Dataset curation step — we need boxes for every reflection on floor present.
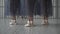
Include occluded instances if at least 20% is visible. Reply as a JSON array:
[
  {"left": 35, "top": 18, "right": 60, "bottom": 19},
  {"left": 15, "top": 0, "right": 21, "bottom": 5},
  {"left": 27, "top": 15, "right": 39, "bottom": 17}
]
[{"left": 0, "top": 18, "right": 60, "bottom": 34}]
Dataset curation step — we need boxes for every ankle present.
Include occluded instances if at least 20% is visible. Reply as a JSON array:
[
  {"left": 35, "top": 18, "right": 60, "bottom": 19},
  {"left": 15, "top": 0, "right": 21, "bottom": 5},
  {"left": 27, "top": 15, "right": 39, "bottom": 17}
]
[
  {"left": 10, "top": 19, "right": 16, "bottom": 23},
  {"left": 27, "top": 20, "right": 33, "bottom": 24},
  {"left": 44, "top": 20, "right": 48, "bottom": 24}
]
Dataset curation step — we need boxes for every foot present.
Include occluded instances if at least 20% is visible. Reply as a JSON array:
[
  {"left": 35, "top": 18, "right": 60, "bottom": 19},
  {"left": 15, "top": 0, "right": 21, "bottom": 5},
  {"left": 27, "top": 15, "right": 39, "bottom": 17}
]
[
  {"left": 41, "top": 20, "right": 45, "bottom": 25},
  {"left": 24, "top": 21, "right": 33, "bottom": 27},
  {"left": 41, "top": 20, "right": 48, "bottom": 25},
  {"left": 44, "top": 20, "right": 48, "bottom": 25},
  {"left": 10, "top": 20, "right": 16, "bottom": 25}
]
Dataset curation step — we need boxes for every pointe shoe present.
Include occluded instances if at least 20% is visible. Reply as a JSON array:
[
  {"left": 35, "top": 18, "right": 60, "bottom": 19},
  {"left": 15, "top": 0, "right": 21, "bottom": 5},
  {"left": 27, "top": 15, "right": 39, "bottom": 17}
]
[
  {"left": 41, "top": 20, "right": 48, "bottom": 25},
  {"left": 10, "top": 20, "right": 16, "bottom": 25},
  {"left": 44, "top": 20, "right": 48, "bottom": 25},
  {"left": 24, "top": 21, "right": 33, "bottom": 27},
  {"left": 41, "top": 20, "right": 45, "bottom": 25}
]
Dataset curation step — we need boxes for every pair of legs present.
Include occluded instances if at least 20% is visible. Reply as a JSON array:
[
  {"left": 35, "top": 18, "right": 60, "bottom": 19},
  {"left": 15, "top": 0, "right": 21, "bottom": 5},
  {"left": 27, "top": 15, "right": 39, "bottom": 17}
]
[
  {"left": 10, "top": 0, "right": 20, "bottom": 24},
  {"left": 25, "top": 0, "right": 48, "bottom": 26}
]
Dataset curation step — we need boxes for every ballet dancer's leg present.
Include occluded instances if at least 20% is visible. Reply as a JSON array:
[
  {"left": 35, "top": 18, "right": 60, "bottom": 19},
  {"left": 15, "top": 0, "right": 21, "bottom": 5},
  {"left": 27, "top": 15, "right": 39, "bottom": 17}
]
[
  {"left": 10, "top": 0, "right": 19, "bottom": 25},
  {"left": 41, "top": 0, "right": 48, "bottom": 25},
  {"left": 24, "top": 0, "right": 35, "bottom": 27}
]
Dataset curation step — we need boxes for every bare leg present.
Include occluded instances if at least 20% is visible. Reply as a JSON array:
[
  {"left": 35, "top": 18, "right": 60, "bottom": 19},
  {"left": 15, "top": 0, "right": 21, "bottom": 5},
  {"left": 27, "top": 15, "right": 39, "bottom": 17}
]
[
  {"left": 28, "top": 16, "right": 33, "bottom": 25},
  {"left": 24, "top": 16, "right": 33, "bottom": 27},
  {"left": 44, "top": 16, "right": 48, "bottom": 25}
]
